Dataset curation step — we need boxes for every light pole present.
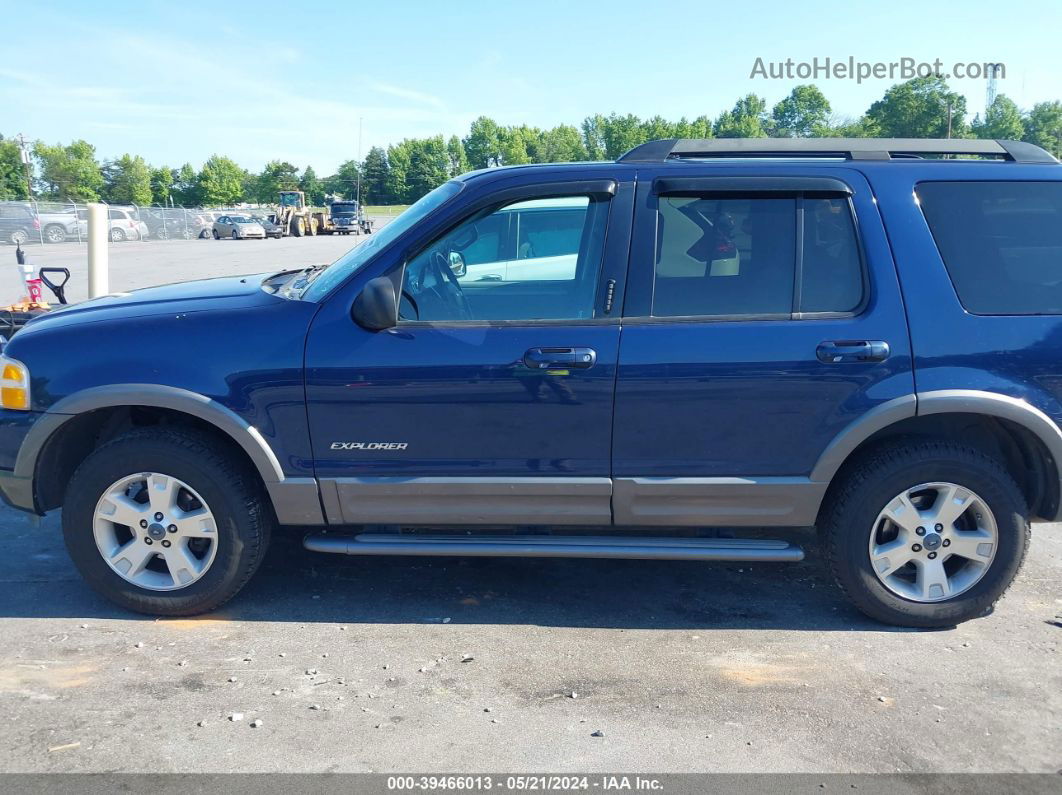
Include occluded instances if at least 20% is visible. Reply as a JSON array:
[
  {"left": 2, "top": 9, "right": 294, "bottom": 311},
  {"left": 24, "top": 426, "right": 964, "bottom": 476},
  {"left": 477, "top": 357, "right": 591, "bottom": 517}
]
[
  {"left": 16, "top": 133, "right": 32, "bottom": 200},
  {"left": 356, "top": 117, "right": 363, "bottom": 208}
]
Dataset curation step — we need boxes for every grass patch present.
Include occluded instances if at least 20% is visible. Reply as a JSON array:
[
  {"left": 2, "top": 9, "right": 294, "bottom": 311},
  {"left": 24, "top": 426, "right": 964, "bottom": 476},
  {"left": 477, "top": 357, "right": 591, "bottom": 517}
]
[{"left": 363, "top": 205, "right": 410, "bottom": 216}]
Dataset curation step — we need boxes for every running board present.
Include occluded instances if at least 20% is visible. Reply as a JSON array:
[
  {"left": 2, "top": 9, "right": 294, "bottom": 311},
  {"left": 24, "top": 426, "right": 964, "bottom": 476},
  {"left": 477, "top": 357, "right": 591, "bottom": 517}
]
[{"left": 302, "top": 533, "right": 804, "bottom": 562}]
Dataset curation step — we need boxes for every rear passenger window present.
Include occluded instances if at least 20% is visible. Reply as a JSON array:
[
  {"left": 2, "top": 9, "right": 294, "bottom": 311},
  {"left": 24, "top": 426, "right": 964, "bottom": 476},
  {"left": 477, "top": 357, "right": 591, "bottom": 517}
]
[
  {"left": 651, "top": 194, "right": 863, "bottom": 318},
  {"left": 917, "top": 181, "right": 1062, "bottom": 315}
]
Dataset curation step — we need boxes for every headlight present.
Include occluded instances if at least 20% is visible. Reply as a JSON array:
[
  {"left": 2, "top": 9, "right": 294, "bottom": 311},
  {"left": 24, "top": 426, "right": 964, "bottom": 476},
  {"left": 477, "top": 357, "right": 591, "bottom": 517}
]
[{"left": 0, "top": 355, "right": 30, "bottom": 410}]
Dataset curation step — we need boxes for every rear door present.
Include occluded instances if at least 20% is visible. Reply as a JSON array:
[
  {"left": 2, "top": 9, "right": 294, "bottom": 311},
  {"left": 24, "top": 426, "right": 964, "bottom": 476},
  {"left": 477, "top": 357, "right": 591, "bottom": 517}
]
[{"left": 611, "top": 167, "right": 914, "bottom": 526}]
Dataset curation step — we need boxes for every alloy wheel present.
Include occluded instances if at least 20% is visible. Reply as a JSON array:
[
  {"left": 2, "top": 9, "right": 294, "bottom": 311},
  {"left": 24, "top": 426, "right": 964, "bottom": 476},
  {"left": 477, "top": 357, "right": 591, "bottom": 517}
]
[
  {"left": 869, "top": 482, "right": 998, "bottom": 602},
  {"left": 93, "top": 472, "right": 219, "bottom": 591}
]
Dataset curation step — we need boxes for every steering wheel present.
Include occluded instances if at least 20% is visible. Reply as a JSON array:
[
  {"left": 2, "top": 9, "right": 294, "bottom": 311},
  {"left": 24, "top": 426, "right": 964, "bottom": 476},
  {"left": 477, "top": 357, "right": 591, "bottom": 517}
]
[{"left": 429, "top": 250, "right": 473, "bottom": 320}]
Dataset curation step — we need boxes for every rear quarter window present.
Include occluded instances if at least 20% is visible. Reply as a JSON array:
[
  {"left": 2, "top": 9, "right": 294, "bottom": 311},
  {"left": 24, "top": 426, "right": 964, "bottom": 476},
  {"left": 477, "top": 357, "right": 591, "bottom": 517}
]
[{"left": 917, "top": 181, "right": 1062, "bottom": 315}]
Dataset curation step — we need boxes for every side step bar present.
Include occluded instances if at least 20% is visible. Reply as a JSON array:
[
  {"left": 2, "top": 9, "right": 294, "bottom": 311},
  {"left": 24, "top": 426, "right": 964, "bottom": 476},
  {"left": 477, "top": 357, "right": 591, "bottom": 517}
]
[{"left": 303, "top": 533, "right": 804, "bottom": 562}]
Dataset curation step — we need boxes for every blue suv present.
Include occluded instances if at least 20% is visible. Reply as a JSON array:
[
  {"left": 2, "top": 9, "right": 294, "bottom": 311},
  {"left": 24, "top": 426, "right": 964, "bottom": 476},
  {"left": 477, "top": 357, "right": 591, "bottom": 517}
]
[{"left": 1, "top": 137, "right": 1059, "bottom": 627}]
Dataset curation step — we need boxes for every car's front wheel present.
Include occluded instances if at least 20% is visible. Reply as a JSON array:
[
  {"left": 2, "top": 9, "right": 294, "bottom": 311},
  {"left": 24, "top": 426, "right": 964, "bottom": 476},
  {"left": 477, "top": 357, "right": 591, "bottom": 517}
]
[
  {"left": 820, "top": 440, "right": 1029, "bottom": 628},
  {"left": 62, "top": 428, "right": 273, "bottom": 616}
]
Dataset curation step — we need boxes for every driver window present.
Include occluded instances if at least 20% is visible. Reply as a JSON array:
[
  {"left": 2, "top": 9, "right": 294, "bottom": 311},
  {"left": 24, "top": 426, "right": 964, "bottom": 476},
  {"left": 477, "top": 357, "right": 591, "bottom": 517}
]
[{"left": 399, "top": 194, "right": 607, "bottom": 323}]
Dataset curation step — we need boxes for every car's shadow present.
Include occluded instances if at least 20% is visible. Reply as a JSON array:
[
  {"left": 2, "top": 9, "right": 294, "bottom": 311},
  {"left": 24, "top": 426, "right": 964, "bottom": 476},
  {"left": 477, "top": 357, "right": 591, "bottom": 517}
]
[{"left": 0, "top": 514, "right": 919, "bottom": 632}]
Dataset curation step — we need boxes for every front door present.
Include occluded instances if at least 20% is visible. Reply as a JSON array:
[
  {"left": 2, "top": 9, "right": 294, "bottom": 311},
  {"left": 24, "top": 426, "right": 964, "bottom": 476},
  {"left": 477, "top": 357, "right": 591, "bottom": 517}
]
[
  {"left": 304, "top": 176, "right": 633, "bottom": 526},
  {"left": 611, "top": 168, "right": 914, "bottom": 526}
]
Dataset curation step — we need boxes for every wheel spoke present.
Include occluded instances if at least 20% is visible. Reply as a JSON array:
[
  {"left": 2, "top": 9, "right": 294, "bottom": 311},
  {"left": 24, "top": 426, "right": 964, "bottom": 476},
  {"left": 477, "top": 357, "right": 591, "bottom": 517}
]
[
  {"left": 930, "top": 483, "right": 976, "bottom": 529},
  {"left": 108, "top": 539, "right": 156, "bottom": 578},
  {"left": 871, "top": 538, "right": 914, "bottom": 578},
  {"left": 946, "top": 530, "right": 995, "bottom": 562},
  {"left": 916, "top": 557, "right": 951, "bottom": 600},
  {"left": 883, "top": 492, "right": 925, "bottom": 535},
  {"left": 175, "top": 508, "right": 216, "bottom": 539},
  {"left": 97, "top": 493, "right": 148, "bottom": 528},
  {"left": 162, "top": 543, "right": 202, "bottom": 587},
  {"left": 147, "top": 474, "right": 180, "bottom": 514}
]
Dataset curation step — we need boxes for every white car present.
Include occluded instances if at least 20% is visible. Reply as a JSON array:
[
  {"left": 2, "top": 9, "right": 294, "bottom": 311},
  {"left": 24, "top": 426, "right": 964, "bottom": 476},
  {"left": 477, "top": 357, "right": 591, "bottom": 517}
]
[
  {"left": 74, "top": 207, "right": 150, "bottom": 242},
  {"left": 452, "top": 197, "right": 588, "bottom": 283}
]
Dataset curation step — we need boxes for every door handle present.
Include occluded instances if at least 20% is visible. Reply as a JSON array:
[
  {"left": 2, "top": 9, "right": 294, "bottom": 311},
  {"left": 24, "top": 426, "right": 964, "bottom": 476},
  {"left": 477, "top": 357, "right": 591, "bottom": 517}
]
[
  {"left": 816, "top": 340, "right": 890, "bottom": 364},
  {"left": 523, "top": 347, "right": 597, "bottom": 369}
]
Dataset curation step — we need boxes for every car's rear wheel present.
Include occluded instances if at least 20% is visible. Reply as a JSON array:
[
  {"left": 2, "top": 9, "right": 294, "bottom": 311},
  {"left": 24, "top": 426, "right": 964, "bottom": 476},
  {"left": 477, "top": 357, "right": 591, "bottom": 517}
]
[
  {"left": 10, "top": 229, "right": 30, "bottom": 245},
  {"left": 820, "top": 440, "right": 1029, "bottom": 628},
  {"left": 212, "top": 229, "right": 220, "bottom": 240},
  {"left": 110, "top": 227, "right": 126, "bottom": 242},
  {"left": 62, "top": 428, "right": 273, "bottom": 616}
]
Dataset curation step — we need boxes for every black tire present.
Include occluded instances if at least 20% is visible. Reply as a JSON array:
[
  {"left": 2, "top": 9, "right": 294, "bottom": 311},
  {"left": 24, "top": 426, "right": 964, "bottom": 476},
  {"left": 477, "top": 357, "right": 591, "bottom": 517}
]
[
  {"left": 10, "top": 229, "right": 30, "bottom": 245},
  {"left": 291, "top": 217, "right": 304, "bottom": 237},
  {"left": 44, "top": 224, "right": 67, "bottom": 244},
  {"left": 62, "top": 428, "right": 273, "bottom": 616},
  {"left": 110, "top": 227, "right": 126, "bottom": 242},
  {"left": 231, "top": 229, "right": 239, "bottom": 240},
  {"left": 820, "top": 439, "right": 1029, "bottom": 628},
  {"left": 212, "top": 229, "right": 220, "bottom": 240}
]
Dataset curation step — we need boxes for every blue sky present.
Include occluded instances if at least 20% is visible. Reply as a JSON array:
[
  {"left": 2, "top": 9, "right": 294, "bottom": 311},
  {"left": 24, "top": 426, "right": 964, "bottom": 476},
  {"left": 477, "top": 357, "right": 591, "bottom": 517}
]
[{"left": 2, "top": 0, "right": 1060, "bottom": 174}]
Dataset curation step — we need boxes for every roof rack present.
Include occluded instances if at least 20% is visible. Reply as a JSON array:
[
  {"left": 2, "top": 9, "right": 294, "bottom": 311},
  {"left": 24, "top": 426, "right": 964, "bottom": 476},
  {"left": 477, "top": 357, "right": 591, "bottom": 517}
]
[{"left": 617, "top": 138, "right": 1058, "bottom": 164}]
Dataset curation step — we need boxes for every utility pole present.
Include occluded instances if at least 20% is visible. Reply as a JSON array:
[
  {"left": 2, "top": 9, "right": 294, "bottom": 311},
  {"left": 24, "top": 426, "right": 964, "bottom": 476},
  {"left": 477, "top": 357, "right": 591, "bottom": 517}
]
[
  {"left": 356, "top": 117, "right": 363, "bottom": 207},
  {"left": 946, "top": 101, "right": 953, "bottom": 139},
  {"left": 16, "top": 133, "right": 32, "bottom": 200}
]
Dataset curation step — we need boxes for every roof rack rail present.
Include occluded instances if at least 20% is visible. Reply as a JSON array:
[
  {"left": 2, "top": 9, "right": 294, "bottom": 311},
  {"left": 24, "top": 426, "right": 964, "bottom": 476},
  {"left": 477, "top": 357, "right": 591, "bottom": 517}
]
[{"left": 617, "top": 138, "right": 1058, "bottom": 164}]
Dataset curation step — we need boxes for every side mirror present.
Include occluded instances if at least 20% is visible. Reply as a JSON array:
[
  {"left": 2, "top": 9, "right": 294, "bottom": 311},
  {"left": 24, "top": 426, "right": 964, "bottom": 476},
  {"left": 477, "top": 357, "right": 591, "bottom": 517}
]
[{"left": 352, "top": 276, "right": 398, "bottom": 331}]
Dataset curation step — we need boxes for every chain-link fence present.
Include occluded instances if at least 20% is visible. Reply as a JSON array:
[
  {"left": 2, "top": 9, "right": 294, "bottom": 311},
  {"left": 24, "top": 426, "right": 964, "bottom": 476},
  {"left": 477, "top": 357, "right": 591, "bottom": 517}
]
[{"left": 0, "top": 200, "right": 277, "bottom": 246}]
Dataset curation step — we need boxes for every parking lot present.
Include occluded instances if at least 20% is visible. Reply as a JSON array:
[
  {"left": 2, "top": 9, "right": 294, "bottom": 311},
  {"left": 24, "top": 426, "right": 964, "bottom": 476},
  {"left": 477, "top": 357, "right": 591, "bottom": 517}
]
[
  {"left": 1, "top": 510, "right": 1059, "bottom": 773},
  {"left": 1, "top": 228, "right": 385, "bottom": 305},
  {"left": 0, "top": 228, "right": 1059, "bottom": 776}
]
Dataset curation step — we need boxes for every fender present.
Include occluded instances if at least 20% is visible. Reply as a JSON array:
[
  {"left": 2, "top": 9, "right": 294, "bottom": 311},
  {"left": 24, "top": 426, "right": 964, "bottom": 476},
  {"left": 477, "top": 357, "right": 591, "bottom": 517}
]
[
  {"left": 810, "top": 389, "right": 1062, "bottom": 519},
  {"left": 14, "top": 384, "right": 323, "bottom": 525}
]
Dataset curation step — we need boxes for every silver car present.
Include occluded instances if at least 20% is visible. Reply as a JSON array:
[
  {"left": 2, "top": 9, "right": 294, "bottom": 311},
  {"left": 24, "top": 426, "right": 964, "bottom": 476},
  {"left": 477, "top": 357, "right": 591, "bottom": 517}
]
[{"left": 212, "top": 215, "right": 265, "bottom": 240}]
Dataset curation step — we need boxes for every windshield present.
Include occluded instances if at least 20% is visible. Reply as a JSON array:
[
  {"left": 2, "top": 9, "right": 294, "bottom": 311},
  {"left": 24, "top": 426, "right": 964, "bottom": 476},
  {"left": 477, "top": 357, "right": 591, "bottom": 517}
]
[
  {"left": 331, "top": 203, "right": 357, "bottom": 215},
  {"left": 301, "top": 180, "right": 463, "bottom": 301},
  {"left": 230, "top": 216, "right": 253, "bottom": 223}
]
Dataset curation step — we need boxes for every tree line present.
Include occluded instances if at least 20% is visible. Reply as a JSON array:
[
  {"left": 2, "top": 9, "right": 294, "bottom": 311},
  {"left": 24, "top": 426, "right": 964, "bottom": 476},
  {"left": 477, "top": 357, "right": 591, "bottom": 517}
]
[{"left": 2, "top": 77, "right": 1060, "bottom": 208}]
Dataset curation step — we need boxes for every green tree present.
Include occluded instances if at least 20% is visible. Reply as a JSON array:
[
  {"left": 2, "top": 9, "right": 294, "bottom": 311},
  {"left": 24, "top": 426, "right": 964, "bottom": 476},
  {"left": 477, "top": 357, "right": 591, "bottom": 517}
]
[
  {"left": 405, "top": 136, "right": 450, "bottom": 200},
  {"left": 324, "top": 159, "right": 362, "bottom": 200},
  {"left": 446, "top": 135, "right": 470, "bottom": 176},
  {"left": 821, "top": 115, "right": 880, "bottom": 137},
  {"left": 300, "top": 165, "right": 324, "bottom": 205},
  {"left": 463, "top": 116, "right": 503, "bottom": 168},
  {"left": 150, "top": 166, "right": 174, "bottom": 205},
  {"left": 360, "top": 147, "right": 391, "bottom": 204},
  {"left": 102, "top": 154, "right": 152, "bottom": 206},
  {"left": 34, "top": 139, "right": 103, "bottom": 200},
  {"left": 714, "top": 94, "right": 770, "bottom": 138},
  {"left": 0, "top": 136, "right": 29, "bottom": 200},
  {"left": 672, "top": 116, "right": 713, "bottom": 139},
  {"left": 172, "top": 163, "right": 200, "bottom": 206},
  {"left": 601, "top": 113, "right": 645, "bottom": 159},
  {"left": 772, "top": 85, "right": 831, "bottom": 137},
  {"left": 866, "top": 76, "right": 967, "bottom": 138},
  {"left": 197, "top": 155, "right": 245, "bottom": 206},
  {"left": 581, "top": 115, "right": 608, "bottom": 160},
  {"left": 254, "top": 160, "right": 299, "bottom": 203},
  {"left": 498, "top": 125, "right": 538, "bottom": 165},
  {"left": 387, "top": 142, "right": 412, "bottom": 203},
  {"left": 971, "top": 95, "right": 1025, "bottom": 141},
  {"left": 537, "top": 125, "right": 586, "bottom": 162},
  {"left": 1023, "top": 101, "right": 1062, "bottom": 158}
]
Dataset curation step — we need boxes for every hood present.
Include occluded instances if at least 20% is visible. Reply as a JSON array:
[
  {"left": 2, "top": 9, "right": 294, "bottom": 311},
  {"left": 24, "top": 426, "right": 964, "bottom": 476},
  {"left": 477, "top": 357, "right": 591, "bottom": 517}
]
[{"left": 19, "top": 273, "right": 283, "bottom": 333}]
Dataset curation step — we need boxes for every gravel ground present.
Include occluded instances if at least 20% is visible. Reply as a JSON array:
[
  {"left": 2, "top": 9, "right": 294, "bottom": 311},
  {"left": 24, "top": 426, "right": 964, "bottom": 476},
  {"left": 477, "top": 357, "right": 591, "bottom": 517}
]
[{"left": 0, "top": 507, "right": 1058, "bottom": 773}]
